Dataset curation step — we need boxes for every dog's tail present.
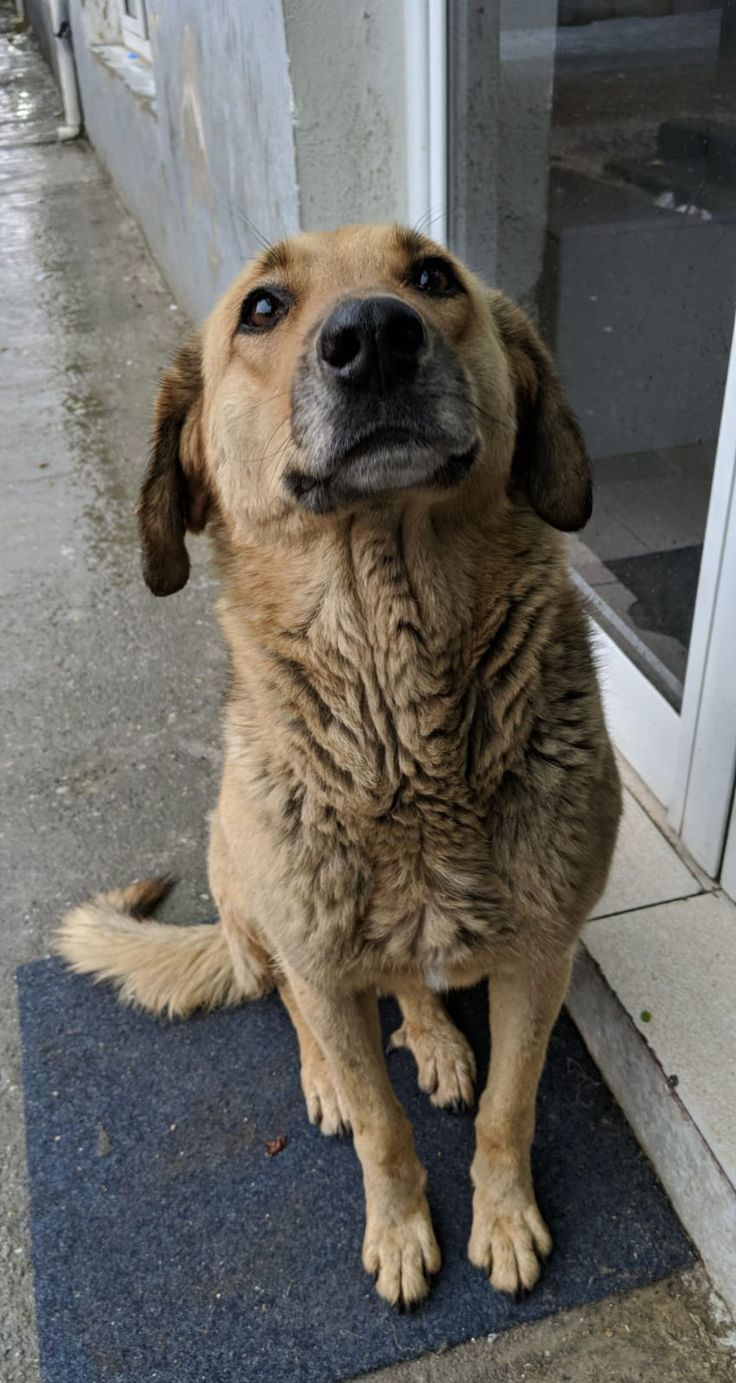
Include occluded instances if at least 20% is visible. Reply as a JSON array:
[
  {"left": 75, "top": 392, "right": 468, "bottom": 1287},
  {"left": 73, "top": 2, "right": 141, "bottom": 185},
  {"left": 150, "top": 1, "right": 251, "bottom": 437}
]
[{"left": 55, "top": 878, "right": 270, "bottom": 1018}]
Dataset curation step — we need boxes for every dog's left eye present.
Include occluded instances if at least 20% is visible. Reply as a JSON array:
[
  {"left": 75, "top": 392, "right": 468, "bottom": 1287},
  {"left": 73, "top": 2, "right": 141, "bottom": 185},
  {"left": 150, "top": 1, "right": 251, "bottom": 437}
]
[
  {"left": 238, "top": 288, "right": 289, "bottom": 332},
  {"left": 408, "top": 257, "right": 462, "bottom": 297}
]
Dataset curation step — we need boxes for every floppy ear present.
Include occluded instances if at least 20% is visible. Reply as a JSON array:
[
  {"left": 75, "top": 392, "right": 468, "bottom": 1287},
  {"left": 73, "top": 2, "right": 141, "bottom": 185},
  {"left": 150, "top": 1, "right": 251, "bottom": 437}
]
[
  {"left": 492, "top": 294, "right": 592, "bottom": 532},
  {"left": 137, "top": 335, "right": 211, "bottom": 596}
]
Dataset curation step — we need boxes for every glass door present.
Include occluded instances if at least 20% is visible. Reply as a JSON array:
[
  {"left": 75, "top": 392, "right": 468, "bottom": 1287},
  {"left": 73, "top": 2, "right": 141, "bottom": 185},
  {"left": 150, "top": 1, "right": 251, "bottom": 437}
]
[
  {"left": 673, "top": 334, "right": 736, "bottom": 875},
  {"left": 446, "top": 0, "right": 736, "bottom": 874}
]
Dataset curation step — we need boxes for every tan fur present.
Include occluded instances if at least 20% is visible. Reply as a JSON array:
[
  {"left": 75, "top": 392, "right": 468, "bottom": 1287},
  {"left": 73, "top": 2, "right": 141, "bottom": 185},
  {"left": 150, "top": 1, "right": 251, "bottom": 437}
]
[
  {"left": 391, "top": 979, "right": 477, "bottom": 1109},
  {"left": 58, "top": 879, "right": 270, "bottom": 1018},
  {"left": 56, "top": 225, "right": 621, "bottom": 1308}
]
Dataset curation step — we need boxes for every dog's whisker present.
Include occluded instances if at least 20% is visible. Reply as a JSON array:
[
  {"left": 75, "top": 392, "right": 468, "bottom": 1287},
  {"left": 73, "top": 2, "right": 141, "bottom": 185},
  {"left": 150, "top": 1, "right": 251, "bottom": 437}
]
[
  {"left": 257, "top": 415, "right": 294, "bottom": 469},
  {"left": 235, "top": 390, "right": 293, "bottom": 423},
  {"left": 222, "top": 200, "right": 273, "bottom": 251},
  {"left": 412, "top": 204, "right": 448, "bottom": 238},
  {"left": 268, "top": 326, "right": 310, "bottom": 345}
]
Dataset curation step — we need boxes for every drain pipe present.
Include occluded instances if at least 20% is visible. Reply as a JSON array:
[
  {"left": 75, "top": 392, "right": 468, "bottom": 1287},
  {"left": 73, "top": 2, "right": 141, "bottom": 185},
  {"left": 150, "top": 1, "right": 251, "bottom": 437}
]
[{"left": 49, "top": 0, "right": 81, "bottom": 140}]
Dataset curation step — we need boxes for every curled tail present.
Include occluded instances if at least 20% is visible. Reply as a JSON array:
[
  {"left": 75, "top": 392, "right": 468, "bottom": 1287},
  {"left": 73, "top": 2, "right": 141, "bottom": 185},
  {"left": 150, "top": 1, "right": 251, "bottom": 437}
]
[{"left": 55, "top": 878, "right": 270, "bottom": 1018}]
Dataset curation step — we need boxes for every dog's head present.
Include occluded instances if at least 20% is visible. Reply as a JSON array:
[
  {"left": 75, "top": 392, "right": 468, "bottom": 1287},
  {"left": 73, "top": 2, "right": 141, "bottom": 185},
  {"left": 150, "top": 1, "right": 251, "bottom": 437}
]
[{"left": 138, "top": 225, "right": 591, "bottom": 595}]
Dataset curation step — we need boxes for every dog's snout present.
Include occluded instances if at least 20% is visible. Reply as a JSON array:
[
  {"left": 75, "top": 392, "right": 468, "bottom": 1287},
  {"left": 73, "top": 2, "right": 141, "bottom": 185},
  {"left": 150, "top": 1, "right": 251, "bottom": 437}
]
[{"left": 318, "top": 296, "right": 427, "bottom": 391}]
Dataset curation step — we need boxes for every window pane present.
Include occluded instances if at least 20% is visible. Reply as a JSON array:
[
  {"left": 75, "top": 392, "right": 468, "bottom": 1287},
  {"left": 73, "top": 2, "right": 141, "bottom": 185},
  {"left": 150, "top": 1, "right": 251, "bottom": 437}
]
[{"left": 463, "top": 2, "right": 736, "bottom": 706}]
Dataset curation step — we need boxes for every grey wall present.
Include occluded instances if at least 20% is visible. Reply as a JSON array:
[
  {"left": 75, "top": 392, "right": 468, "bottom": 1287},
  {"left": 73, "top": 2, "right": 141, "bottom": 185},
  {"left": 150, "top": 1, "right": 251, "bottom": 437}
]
[
  {"left": 554, "top": 217, "right": 735, "bottom": 457},
  {"left": 283, "top": 0, "right": 409, "bottom": 230},
  {"left": 497, "top": 0, "right": 557, "bottom": 311},
  {"left": 31, "top": 0, "right": 410, "bottom": 322},
  {"left": 25, "top": 0, "right": 60, "bottom": 81},
  {"left": 67, "top": 0, "right": 300, "bottom": 320},
  {"left": 449, "top": 1, "right": 557, "bottom": 309},
  {"left": 559, "top": 2, "right": 715, "bottom": 23},
  {"left": 448, "top": 0, "right": 501, "bottom": 286}
]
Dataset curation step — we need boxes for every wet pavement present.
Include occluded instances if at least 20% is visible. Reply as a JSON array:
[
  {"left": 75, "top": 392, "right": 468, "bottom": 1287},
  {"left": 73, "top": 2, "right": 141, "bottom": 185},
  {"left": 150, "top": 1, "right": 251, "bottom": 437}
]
[
  {"left": 1, "top": 12, "right": 223, "bottom": 1380},
  {"left": 0, "top": 10, "right": 734, "bottom": 1381}
]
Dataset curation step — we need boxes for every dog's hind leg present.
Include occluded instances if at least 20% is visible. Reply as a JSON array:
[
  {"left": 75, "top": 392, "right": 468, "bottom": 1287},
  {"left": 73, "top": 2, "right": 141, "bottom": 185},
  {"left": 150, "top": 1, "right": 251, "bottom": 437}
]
[
  {"left": 389, "top": 981, "right": 476, "bottom": 1109},
  {"left": 207, "top": 806, "right": 275, "bottom": 999},
  {"left": 279, "top": 980, "right": 351, "bottom": 1136}
]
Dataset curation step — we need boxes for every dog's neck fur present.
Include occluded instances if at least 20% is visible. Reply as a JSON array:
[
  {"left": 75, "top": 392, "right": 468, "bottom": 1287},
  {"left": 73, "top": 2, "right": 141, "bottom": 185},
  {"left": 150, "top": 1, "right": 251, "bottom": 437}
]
[
  {"left": 220, "top": 492, "right": 561, "bottom": 643},
  {"left": 214, "top": 500, "right": 567, "bottom": 818}
]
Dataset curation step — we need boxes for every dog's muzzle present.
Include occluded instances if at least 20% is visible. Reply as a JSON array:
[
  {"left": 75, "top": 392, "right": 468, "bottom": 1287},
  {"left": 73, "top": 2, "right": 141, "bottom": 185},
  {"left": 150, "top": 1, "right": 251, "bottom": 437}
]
[{"left": 287, "top": 294, "right": 479, "bottom": 512}]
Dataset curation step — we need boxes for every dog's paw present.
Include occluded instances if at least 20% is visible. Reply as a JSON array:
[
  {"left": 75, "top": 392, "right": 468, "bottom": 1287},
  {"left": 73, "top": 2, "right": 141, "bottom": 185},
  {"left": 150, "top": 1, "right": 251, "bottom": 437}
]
[
  {"left": 300, "top": 1046, "right": 351, "bottom": 1136},
  {"left": 468, "top": 1182, "right": 552, "bottom": 1295},
  {"left": 362, "top": 1202, "right": 441, "bottom": 1309},
  {"left": 389, "top": 1020, "right": 476, "bottom": 1109}
]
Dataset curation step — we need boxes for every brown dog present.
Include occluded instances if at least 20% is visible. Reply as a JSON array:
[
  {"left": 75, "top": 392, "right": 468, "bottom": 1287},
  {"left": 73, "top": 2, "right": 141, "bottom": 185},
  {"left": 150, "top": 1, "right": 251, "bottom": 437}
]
[{"left": 57, "top": 224, "right": 621, "bottom": 1309}]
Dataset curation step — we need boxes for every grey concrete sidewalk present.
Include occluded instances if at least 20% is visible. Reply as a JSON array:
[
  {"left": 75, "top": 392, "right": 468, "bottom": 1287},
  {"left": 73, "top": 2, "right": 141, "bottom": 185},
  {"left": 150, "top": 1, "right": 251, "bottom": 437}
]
[
  {"left": 0, "top": 11, "right": 734, "bottom": 1381},
  {"left": 1, "top": 13, "right": 223, "bottom": 1379}
]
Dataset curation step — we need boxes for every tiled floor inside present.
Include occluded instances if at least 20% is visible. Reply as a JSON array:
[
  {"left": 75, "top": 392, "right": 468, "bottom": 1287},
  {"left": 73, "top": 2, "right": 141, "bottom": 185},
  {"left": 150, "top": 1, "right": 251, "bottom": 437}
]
[{"left": 568, "top": 441, "right": 713, "bottom": 704}]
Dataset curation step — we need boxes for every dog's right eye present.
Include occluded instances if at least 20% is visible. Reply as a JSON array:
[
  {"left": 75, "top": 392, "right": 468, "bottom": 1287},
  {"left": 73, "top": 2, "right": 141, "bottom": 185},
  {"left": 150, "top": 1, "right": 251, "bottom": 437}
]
[{"left": 238, "top": 288, "right": 289, "bottom": 333}]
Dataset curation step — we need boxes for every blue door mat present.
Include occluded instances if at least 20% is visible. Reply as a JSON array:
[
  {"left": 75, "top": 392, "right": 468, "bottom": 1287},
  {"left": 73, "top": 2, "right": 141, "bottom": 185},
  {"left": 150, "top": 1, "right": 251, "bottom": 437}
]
[{"left": 18, "top": 955, "right": 694, "bottom": 1383}]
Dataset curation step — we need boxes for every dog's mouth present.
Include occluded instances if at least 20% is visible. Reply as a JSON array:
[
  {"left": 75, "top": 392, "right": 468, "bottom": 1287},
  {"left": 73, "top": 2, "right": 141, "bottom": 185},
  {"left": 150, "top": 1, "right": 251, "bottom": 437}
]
[{"left": 285, "top": 428, "right": 479, "bottom": 514}]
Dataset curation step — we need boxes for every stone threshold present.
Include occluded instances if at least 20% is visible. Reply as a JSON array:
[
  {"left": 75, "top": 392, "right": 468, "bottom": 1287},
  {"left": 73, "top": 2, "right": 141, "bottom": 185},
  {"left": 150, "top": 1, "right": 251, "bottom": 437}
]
[{"left": 568, "top": 760, "right": 736, "bottom": 1317}]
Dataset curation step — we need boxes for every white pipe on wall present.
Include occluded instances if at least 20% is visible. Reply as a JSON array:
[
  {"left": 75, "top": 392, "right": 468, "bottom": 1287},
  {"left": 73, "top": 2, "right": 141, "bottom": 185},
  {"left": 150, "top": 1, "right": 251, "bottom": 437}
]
[
  {"left": 404, "top": 0, "right": 430, "bottom": 232},
  {"left": 427, "top": 0, "right": 447, "bottom": 246},
  {"left": 48, "top": 0, "right": 82, "bottom": 140},
  {"left": 404, "top": 0, "right": 447, "bottom": 244}
]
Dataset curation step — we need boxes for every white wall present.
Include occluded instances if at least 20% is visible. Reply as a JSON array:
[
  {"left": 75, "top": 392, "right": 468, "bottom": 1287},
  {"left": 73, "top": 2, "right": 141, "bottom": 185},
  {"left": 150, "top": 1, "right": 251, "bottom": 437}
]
[
  {"left": 31, "top": 1, "right": 411, "bottom": 321},
  {"left": 283, "top": 0, "right": 410, "bottom": 230},
  {"left": 65, "top": 0, "right": 302, "bottom": 320}
]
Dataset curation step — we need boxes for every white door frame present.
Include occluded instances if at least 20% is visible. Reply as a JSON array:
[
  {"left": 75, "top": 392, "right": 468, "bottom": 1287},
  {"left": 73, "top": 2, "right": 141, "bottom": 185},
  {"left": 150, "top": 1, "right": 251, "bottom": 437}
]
[
  {"left": 722, "top": 795, "right": 736, "bottom": 902},
  {"left": 670, "top": 314, "right": 736, "bottom": 874},
  {"left": 559, "top": 318, "right": 736, "bottom": 877},
  {"left": 587, "top": 307, "right": 736, "bottom": 842},
  {"left": 425, "top": 3, "right": 736, "bottom": 878},
  {"left": 590, "top": 625, "right": 680, "bottom": 809}
]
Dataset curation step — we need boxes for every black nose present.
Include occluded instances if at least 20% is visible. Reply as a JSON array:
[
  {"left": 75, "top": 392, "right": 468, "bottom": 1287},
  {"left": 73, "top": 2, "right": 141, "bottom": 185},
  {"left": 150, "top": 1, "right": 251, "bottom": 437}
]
[{"left": 318, "top": 296, "right": 427, "bottom": 391}]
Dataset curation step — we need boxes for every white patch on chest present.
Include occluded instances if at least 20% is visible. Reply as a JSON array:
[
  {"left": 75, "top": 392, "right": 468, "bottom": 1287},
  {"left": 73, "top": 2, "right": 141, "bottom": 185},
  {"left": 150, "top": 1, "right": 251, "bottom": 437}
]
[{"left": 424, "top": 950, "right": 450, "bottom": 993}]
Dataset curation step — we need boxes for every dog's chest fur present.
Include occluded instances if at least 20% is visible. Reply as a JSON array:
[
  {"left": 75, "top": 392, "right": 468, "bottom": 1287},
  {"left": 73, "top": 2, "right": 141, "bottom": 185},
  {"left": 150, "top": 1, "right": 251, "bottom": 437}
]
[{"left": 227, "top": 516, "right": 569, "bottom": 975}]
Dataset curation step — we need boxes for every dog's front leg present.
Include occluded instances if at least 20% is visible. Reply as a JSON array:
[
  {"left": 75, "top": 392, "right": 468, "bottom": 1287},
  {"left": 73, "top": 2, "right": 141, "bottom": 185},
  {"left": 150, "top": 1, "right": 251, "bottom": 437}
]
[
  {"left": 287, "top": 973, "right": 440, "bottom": 1308},
  {"left": 469, "top": 951, "right": 572, "bottom": 1295}
]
